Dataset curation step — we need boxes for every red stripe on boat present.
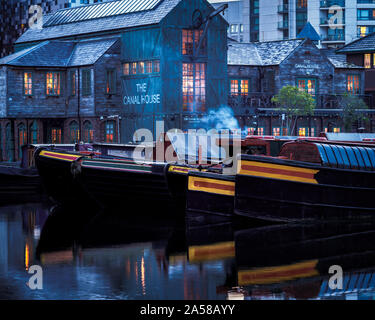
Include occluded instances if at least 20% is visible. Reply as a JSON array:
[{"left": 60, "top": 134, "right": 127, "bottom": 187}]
[
  {"left": 194, "top": 180, "right": 235, "bottom": 192},
  {"left": 241, "top": 165, "right": 315, "bottom": 180}
]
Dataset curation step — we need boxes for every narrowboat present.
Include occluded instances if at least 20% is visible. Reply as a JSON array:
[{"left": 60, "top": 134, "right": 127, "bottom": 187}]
[
  {"left": 234, "top": 222, "right": 375, "bottom": 298},
  {"left": 186, "top": 171, "right": 235, "bottom": 217},
  {"left": 235, "top": 140, "right": 375, "bottom": 222}
]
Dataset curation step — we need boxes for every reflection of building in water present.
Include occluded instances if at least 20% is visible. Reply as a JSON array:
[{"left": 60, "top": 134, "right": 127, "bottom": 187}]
[{"left": 0, "top": 205, "right": 49, "bottom": 274}]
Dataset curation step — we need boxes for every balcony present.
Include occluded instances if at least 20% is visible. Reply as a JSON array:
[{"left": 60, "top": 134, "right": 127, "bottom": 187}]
[
  {"left": 320, "top": 17, "right": 345, "bottom": 26},
  {"left": 278, "top": 4, "right": 288, "bottom": 13},
  {"left": 278, "top": 21, "right": 289, "bottom": 30},
  {"left": 320, "top": 0, "right": 345, "bottom": 8},
  {"left": 321, "top": 34, "right": 345, "bottom": 42}
]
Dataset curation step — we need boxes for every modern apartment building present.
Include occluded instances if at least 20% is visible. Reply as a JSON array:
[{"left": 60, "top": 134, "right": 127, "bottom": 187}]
[
  {"left": 0, "top": 1, "right": 109, "bottom": 58},
  {"left": 209, "top": 0, "right": 375, "bottom": 48}
]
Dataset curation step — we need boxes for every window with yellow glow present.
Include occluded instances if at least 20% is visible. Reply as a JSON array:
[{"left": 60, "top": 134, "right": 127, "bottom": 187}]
[
  {"left": 230, "top": 79, "right": 250, "bottom": 95},
  {"left": 182, "top": 29, "right": 205, "bottom": 55},
  {"left": 51, "top": 128, "right": 62, "bottom": 144},
  {"left": 153, "top": 60, "right": 160, "bottom": 73},
  {"left": 46, "top": 72, "right": 60, "bottom": 96},
  {"left": 69, "top": 121, "right": 80, "bottom": 143},
  {"left": 123, "top": 63, "right": 130, "bottom": 75},
  {"left": 23, "top": 72, "right": 32, "bottom": 95},
  {"left": 297, "top": 78, "right": 316, "bottom": 95},
  {"left": 347, "top": 75, "right": 360, "bottom": 94},
  {"left": 298, "top": 127, "right": 307, "bottom": 136},
  {"left": 230, "top": 80, "right": 239, "bottom": 95},
  {"left": 333, "top": 127, "right": 341, "bottom": 133},
  {"left": 83, "top": 121, "right": 94, "bottom": 143},
  {"left": 131, "top": 62, "right": 137, "bottom": 75},
  {"left": 273, "top": 127, "right": 281, "bottom": 136},
  {"left": 146, "top": 61, "right": 152, "bottom": 73},
  {"left": 182, "top": 63, "right": 206, "bottom": 112},
  {"left": 364, "top": 54, "right": 371, "bottom": 68}
]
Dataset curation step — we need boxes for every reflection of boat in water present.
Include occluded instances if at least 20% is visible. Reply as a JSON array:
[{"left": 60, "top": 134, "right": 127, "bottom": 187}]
[
  {"left": 234, "top": 222, "right": 375, "bottom": 299},
  {"left": 235, "top": 140, "right": 375, "bottom": 222}
]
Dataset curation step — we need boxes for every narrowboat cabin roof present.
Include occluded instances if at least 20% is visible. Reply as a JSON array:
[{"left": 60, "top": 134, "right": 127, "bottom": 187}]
[{"left": 279, "top": 140, "right": 375, "bottom": 171}]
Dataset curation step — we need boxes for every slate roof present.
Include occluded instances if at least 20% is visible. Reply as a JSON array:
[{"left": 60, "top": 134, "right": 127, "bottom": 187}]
[
  {"left": 321, "top": 49, "right": 363, "bottom": 69},
  {"left": 228, "top": 39, "right": 363, "bottom": 69},
  {"left": 336, "top": 32, "right": 375, "bottom": 54},
  {"left": 297, "top": 22, "right": 321, "bottom": 41},
  {"left": 16, "top": 0, "right": 182, "bottom": 44},
  {"left": 0, "top": 37, "right": 120, "bottom": 67},
  {"left": 228, "top": 39, "right": 303, "bottom": 66}
]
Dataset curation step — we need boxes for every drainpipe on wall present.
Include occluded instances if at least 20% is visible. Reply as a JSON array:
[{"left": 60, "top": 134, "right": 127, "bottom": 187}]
[{"left": 77, "top": 68, "right": 82, "bottom": 143}]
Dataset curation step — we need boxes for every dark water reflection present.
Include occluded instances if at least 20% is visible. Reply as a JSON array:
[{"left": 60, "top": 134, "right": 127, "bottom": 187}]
[{"left": 1, "top": 202, "right": 375, "bottom": 300}]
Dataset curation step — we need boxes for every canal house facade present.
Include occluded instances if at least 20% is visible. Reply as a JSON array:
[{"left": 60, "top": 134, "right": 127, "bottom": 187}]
[
  {"left": 228, "top": 38, "right": 372, "bottom": 137},
  {"left": 0, "top": 0, "right": 228, "bottom": 161}
]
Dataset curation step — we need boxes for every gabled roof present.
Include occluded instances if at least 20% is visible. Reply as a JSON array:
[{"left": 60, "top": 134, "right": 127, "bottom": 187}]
[
  {"left": 228, "top": 39, "right": 304, "bottom": 66},
  {"left": 297, "top": 22, "right": 321, "bottom": 41},
  {"left": 228, "top": 38, "right": 363, "bottom": 69},
  {"left": 16, "top": 0, "right": 182, "bottom": 44},
  {"left": 321, "top": 49, "right": 363, "bottom": 69},
  {"left": 336, "top": 32, "right": 375, "bottom": 54},
  {"left": 0, "top": 37, "right": 119, "bottom": 67}
]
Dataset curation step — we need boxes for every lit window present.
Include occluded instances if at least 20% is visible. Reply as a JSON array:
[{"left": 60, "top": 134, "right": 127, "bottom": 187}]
[
  {"left": 18, "top": 123, "right": 27, "bottom": 158},
  {"left": 364, "top": 54, "right": 371, "bottom": 68},
  {"left": 69, "top": 121, "right": 80, "bottom": 143},
  {"left": 83, "top": 121, "right": 93, "bottom": 143},
  {"left": 257, "top": 127, "right": 264, "bottom": 136},
  {"left": 106, "top": 69, "right": 116, "bottom": 94},
  {"left": 299, "top": 127, "right": 307, "bottom": 136},
  {"left": 23, "top": 72, "right": 32, "bottom": 95},
  {"left": 333, "top": 127, "right": 341, "bottom": 133},
  {"left": 182, "top": 29, "right": 205, "bottom": 55},
  {"left": 240, "top": 80, "right": 249, "bottom": 95},
  {"left": 230, "top": 80, "right": 239, "bottom": 95},
  {"left": 297, "top": 78, "right": 316, "bottom": 95},
  {"left": 46, "top": 72, "right": 60, "bottom": 96},
  {"left": 105, "top": 121, "right": 116, "bottom": 143},
  {"left": 273, "top": 127, "right": 281, "bottom": 136},
  {"left": 347, "top": 75, "right": 360, "bottom": 94},
  {"left": 123, "top": 63, "right": 130, "bottom": 75},
  {"left": 153, "top": 60, "right": 160, "bottom": 73},
  {"left": 50, "top": 128, "right": 62, "bottom": 144},
  {"left": 230, "top": 79, "right": 250, "bottom": 95},
  {"left": 138, "top": 62, "right": 145, "bottom": 74},
  {"left": 182, "top": 63, "right": 206, "bottom": 112},
  {"left": 131, "top": 62, "right": 137, "bottom": 75},
  {"left": 146, "top": 61, "right": 152, "bottom": 73}
]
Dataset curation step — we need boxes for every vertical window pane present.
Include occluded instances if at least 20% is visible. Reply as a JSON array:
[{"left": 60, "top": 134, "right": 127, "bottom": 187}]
[
  {"left": 24, "top": 72, "right": 32, "bottom": 95},
  {"left": 153, "top": 60, "right": 160, "bottom": 73},
  {"left": 46, "top": 72, "right": 60, "bottom": 96},
  {"left": 146, "top": 61, "right": 152, "bottom": 73},
  {"left": 364, "top": 54, "right": 371, "bottom": 68},
  {"left": 231, "top": 80, "right": 239, "bottom": 95},
  {"left": 123, "top": 63, "right": 130, "bottom": 75},
  {"left": 240, "top": 80, "right": 249, "bottom": 95}
]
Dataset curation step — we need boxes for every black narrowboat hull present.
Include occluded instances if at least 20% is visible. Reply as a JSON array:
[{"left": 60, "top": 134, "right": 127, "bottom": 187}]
[
  {"left": 235, "top": 155, "right": 375, "bottom": 222},
  {"left": 78, "top": 158, "right": 178, "bottom": 213},
  {"left": 186, "top": 171, "right": 235, "bottom": 217},
  {"left": 0, "top": 165, "right": 43, "bottom": 204},
  {"left": 34, "top": 148, "right": 84, "bottom": 204}
]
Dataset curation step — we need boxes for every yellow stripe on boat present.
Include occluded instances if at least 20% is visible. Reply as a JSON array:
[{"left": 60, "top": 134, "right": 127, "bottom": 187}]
[
  {"left": 238, "top": 160, "right": 319, "bottom": 184},
  {"left": 188, "top": 175, "right": 235, "bottom": 196},
  {"left": 39, "top": 150, "right": 82, "bottom": 162},
  {"left": 169, "top": 166, "right": 207, "bottom": 174},
  {"left": 238, "top": 259, "right": 319, "bottom": 285},
  {"left": 188, "top": 241, "right": 235, "bottom": 262}
]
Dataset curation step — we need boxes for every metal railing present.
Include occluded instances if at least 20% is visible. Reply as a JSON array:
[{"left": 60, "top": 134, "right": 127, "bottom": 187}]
[{"left": 228, "top": 93, "right": 373, "bottom": 110}]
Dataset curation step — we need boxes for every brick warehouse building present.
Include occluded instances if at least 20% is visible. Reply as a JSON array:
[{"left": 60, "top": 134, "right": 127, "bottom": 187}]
[{"left": 0, "top": 0, "right": 228, "bottom": 161}]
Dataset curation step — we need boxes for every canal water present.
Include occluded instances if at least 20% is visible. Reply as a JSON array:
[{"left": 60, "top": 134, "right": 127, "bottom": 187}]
[{"left": 1, "top": 202, "right": 375, "bottom": 300}]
